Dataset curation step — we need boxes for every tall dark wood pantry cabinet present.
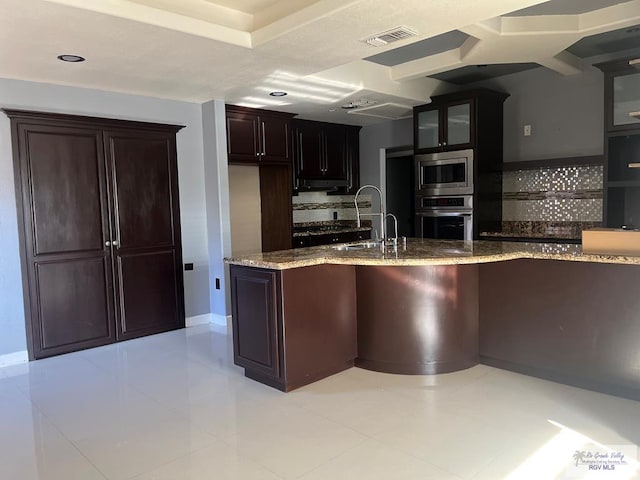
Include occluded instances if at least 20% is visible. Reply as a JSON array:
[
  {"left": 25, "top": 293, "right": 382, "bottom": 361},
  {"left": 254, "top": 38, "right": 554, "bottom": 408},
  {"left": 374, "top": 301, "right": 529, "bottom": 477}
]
[{"left": 4, "top": 110, "right": 185, "bottom": 359}]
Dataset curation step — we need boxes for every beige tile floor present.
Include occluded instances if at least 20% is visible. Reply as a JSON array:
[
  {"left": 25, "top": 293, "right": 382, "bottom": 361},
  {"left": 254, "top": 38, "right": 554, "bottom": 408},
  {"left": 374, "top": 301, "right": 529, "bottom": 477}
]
[{"left": 1, "top": 324, "right": 639, "bottom": 480}]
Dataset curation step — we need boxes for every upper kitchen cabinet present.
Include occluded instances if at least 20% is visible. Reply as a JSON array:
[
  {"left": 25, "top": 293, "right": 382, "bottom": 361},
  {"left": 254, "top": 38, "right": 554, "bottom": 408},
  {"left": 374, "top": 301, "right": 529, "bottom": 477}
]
[
  {"left": 596, "top": 57, "right": 640, "bottom": 132},
  {"left": 596, "top": 57, "right": 640, "bottom": 228},
  {"left": 292, "top": 119, "right": 361, "bottom": 193},
  {"left": 413, "top": 89, "right": 508, "bottom": 154},
  {"left": 292, "top": 119, "right": 324, "bottom": 178},
  {"left": 226, "top": 105, "right": 295, "bottom": 165}
]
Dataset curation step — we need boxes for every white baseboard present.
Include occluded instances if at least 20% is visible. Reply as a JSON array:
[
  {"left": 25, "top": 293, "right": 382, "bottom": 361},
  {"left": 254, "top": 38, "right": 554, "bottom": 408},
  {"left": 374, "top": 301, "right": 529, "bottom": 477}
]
[
  {"left": 0, "top": 350, "right": 28, "bottom": 368},
  {"left": 186, "top": 313, "right": 232, "bottom": 333},
  {"left": 211, "top": 314, "right": 231, "bottom": 328},
  {"left": 186, "top": 313, "right": 214, "bottom": 327}
]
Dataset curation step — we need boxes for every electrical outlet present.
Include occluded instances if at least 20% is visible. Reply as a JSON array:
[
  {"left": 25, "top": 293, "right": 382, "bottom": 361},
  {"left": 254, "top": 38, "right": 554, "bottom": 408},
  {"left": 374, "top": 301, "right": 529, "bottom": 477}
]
[
  {"left": 524, "top": 124, "right": 532, "bottom": 137},
  {"left": 215, "top": 278, "right": 220, "bottom": 290},
  {"left": 184, "top": 263, "right": 194, "bottom": 271},
  {"left": 333, "top": 211, "right": 338, "bottom": 220}
]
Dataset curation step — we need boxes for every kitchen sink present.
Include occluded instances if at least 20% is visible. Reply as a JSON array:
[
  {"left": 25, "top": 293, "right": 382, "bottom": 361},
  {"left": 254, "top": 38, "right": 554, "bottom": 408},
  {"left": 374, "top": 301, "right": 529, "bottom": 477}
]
[{"left": 332, "top": 241, "right": 381, "bottom": 251}]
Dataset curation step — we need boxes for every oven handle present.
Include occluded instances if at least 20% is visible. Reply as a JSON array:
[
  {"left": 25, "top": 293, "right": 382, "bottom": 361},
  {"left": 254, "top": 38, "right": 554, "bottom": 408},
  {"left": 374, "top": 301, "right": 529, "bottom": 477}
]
[{"left": 416, "top": 210, "right": 472, "bottom": 216}]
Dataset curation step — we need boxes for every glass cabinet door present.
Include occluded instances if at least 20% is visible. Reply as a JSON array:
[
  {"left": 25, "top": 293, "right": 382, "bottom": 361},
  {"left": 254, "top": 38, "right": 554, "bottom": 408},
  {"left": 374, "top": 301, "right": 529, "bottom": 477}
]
[
  {"left": 446, "top": 102, "right": 471, "bottom": 147},
  {"left": 613, "top": 71, "right": 640, "bottom": 127},
  {"left": 416, "top": 109, "right": 440, "bottom": 150}
]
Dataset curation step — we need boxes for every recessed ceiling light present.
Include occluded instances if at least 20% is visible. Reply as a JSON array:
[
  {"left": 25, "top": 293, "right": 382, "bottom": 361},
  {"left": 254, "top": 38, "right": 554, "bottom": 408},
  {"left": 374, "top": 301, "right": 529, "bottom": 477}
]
[
  {"left": 328, "top": 108, "right": 337, "bottom": 112},
  {"left": 269, "top": 91, "right": 287, "bottom": 97},
  {"left": 57, "top": 54, "right": 85, "bottom": 63}
]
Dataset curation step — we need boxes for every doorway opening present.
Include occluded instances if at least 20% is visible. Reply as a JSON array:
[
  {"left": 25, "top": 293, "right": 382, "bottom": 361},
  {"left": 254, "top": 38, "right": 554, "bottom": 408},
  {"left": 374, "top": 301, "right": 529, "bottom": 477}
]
[{"left": 385, "top": 146, "right": 414, "bottom": 238}]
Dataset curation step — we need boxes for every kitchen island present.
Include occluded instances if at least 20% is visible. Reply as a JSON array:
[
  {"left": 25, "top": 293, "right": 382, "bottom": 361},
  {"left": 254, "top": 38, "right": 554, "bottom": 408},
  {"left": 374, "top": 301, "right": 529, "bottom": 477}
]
[{"left": 226, "top": 239, "right": 640, "bottom": 399}]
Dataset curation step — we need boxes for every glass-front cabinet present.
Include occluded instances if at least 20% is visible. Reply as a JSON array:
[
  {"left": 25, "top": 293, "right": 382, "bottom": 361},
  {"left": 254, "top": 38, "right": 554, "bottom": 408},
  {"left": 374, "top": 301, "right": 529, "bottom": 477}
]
[
  {"left": 596, "top": 57, "right": 640, "bottom": 228},
  {"left": 612, "top": 70, "right": 640, "bottom": 128},
  {"left": 414, "top": 99, "right": 472, "bottom": 153}
]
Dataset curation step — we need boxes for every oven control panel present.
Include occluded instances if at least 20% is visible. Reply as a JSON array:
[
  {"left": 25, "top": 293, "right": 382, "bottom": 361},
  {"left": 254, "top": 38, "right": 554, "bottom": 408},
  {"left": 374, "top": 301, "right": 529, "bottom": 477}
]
[{"left": 418, "top": 195, "right": 473, "bottom": 210}]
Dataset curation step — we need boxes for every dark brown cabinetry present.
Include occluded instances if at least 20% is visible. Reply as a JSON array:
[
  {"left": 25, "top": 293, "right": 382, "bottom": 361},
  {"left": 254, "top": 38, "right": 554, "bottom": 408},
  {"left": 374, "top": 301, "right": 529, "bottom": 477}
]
[
  {"left": 292, "top": 119, "right": 361, "bottom": 193},
  {"left": 293, "top": 230, "right": 370, "bottom": 249},
  {"left": 5, "top": 110, "right": 185, "bottom": 359},
  {"left": 596, "top": 57, "right": 640, "bottom": 229},
  {"left": 226, "top": 105, "right": 294, "bottom": 164},
  {"left": 230, "top": 266, "right": 283, "bottom": 385},
  {"left": 414, "top": 98, "right": 473, "bottom": 153},
  {"left": 230, "top": 264, "right": 357, "bottom": 391},
  {"left": 414, "top": 90, "right": 507, "bottom": 154},
  {"left": 225, "top": 105, "right": 294, "bottom": 252},
  {"left": 413, "top": 89, "right": 508, "bottom": 238}
]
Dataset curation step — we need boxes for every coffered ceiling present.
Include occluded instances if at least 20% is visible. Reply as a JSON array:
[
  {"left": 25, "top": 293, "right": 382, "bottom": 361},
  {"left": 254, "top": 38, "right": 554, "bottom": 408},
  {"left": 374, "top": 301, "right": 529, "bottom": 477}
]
[{"left": 0, "top": 0, "right": 639, "bottom": 125}]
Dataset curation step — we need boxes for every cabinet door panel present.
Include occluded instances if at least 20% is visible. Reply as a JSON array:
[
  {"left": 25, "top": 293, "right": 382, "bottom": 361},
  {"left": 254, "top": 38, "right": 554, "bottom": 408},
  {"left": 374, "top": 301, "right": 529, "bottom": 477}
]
[
  {"left": 323, "top": 124, "right": 347, "bottom": 179},
  {"left": 105, "top": 129, "right": 184, "bottom": 341},
  {"left": 227, "top": 112, "right": 259, "bottom": 163},
  {"left": 261, "top": 115, "right": 290, "bottom": 162},
  {"left": 116, "top": 251, "right": 180, "bottom": 338},
  {"left": 295, "top": 122, "right": 324, "bottom": 178},
  {"left": 231, "top": 267, "right": 281, "bottom": 380},
  {"left": 446, "top": 102, "right": 471, "bottom": 147},
  {"left": 613, "top": 72, "right": 640, "bottom": 127},
  {"left": 28, "top": 131, "right": 105, "bottom": 255},
  {"left": 36, "top": 258, "right": 113, "bottom": 351},
  {"left": 416, "top": 108, "right": 440, "bottom": 150},
  {"left": 109, "top": 135, "right": 174, "bottom": 249},
  {"left": 12, "top": 122, "right": 115, "bottom": 359}
]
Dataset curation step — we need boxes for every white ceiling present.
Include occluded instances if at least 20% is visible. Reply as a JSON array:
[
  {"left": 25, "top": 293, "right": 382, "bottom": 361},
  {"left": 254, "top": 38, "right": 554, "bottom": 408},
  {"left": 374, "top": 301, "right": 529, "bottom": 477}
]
[{"left": 1, "top": 0, "right": 639, "bottom": 125}]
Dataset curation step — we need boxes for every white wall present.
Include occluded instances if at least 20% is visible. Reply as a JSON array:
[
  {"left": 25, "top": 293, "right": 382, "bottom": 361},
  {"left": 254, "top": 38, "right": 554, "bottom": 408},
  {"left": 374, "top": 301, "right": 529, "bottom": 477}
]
[{"left": 0, "top": 78, "right": 218, "bottom": 356}]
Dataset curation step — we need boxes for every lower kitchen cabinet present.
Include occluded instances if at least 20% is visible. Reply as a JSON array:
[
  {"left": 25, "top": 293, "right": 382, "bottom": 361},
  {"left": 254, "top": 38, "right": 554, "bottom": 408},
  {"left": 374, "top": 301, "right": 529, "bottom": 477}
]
[
  {"left": 230, "top": 264, "right": 357, "bottom": 392},
  {"left": 293, "top": 229, "right": 371, "bottom": 248},
  {"left": 230, "top": 266, "right": 283, "bottom": 388}
]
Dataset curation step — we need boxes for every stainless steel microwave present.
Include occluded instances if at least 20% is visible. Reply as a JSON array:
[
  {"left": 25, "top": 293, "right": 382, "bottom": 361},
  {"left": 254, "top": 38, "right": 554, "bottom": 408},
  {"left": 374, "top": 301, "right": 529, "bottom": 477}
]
[{"left": 416, "top": 149, "right": 474, "bottom": 196}]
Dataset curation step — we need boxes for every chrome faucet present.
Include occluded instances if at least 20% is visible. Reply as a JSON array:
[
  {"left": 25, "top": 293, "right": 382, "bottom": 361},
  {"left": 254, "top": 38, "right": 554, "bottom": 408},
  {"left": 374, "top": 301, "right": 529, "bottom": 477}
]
[
  {"left": 355, "top": 185, "right": 385, "bottom": 248},
  {"left": 386, "top": 213, "right": 399, "bottom": 246},
  {"left": 354, "top": 184, "right": 401, "bottom": 249}
]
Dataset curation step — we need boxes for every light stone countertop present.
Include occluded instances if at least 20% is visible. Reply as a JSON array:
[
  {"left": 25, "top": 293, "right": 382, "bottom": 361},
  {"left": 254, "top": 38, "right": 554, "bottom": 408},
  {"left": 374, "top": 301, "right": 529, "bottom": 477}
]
[{"left": 225, "top": 238, "right": 640, "bottom": 270}]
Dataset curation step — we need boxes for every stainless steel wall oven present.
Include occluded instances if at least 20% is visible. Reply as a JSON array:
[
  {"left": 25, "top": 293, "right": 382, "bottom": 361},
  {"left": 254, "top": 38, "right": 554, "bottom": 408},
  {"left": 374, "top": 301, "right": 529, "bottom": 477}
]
[{"left": 415, "top": 195, "right": 473, "bottom": 240}]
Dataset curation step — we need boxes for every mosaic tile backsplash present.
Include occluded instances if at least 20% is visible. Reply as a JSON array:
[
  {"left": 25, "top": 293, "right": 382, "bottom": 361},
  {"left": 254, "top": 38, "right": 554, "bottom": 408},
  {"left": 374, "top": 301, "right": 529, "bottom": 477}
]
[
  {"left": 501, "top": 164, "right": 603, "bottom": 237},
  {"left": 292, "top": 192, "right": 371, "bottom": 225}
]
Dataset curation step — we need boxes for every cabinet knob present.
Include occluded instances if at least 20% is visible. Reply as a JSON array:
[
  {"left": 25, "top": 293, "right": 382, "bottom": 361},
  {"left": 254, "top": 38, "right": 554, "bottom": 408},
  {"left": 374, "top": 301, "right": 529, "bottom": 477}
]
[
  {"left": 443, "top": 141, "right": 447, "bottom": 146},
  {"left": 112, "top": 240, "right": 119, "bottom": 247},
  {"left": 105, "top": 241, "right": 111, "bottom": 247}
]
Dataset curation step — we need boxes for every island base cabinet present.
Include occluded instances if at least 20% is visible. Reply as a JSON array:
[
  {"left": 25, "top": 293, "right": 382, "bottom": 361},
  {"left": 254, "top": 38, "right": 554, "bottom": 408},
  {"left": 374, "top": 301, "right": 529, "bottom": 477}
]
[
  {"left": 355, "top": 265, "right": 480, "bottom": 375},
  {"left": 479, "top": 259, "right": 640, "bottom": 401},
  {"left": 230, "top": 267, "right": 284, "bottom": 390},
  {"left": 230, "top": 264, "right": 357, "bottom": 392}
]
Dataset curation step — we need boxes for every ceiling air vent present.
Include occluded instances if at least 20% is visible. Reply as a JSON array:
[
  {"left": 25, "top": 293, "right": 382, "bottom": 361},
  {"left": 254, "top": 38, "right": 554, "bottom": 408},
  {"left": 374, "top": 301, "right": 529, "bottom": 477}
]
[{"left": 363, "top": 26, "right": 418, "bottom": 47}]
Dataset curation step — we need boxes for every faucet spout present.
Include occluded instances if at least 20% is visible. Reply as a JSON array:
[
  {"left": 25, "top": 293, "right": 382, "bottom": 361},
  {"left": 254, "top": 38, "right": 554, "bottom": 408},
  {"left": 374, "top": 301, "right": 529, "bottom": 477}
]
[{"left": 354, "top": 185, "right": 386, "bottom": 247}]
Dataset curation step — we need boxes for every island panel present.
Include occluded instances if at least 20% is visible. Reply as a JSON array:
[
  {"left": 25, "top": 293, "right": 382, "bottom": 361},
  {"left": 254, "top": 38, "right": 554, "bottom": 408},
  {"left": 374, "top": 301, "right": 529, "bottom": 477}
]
[
  {"left": 355, "top": 264, "right": 479, "bottom": 374},
  {"left": 479, "top": 259, "right": 640, "bottom": 401},
  {"left": 281, "top": 265, "right": 357, "bottom": 391}
]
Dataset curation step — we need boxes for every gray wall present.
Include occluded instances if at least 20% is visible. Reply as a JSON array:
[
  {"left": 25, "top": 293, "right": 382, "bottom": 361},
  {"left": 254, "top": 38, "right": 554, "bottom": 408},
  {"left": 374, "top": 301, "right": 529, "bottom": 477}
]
[
  {"left": 0, "top": 78, "right": 220, "bottom": 356},
  {"left": 359, "top": 117, "right": 413, "bottom": 212},
  {"left": 358, "top": 64, "right": 606, "bottom": 198},
  {"left": 472, "top": 64, "right": 604, "bottom": 162}
]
